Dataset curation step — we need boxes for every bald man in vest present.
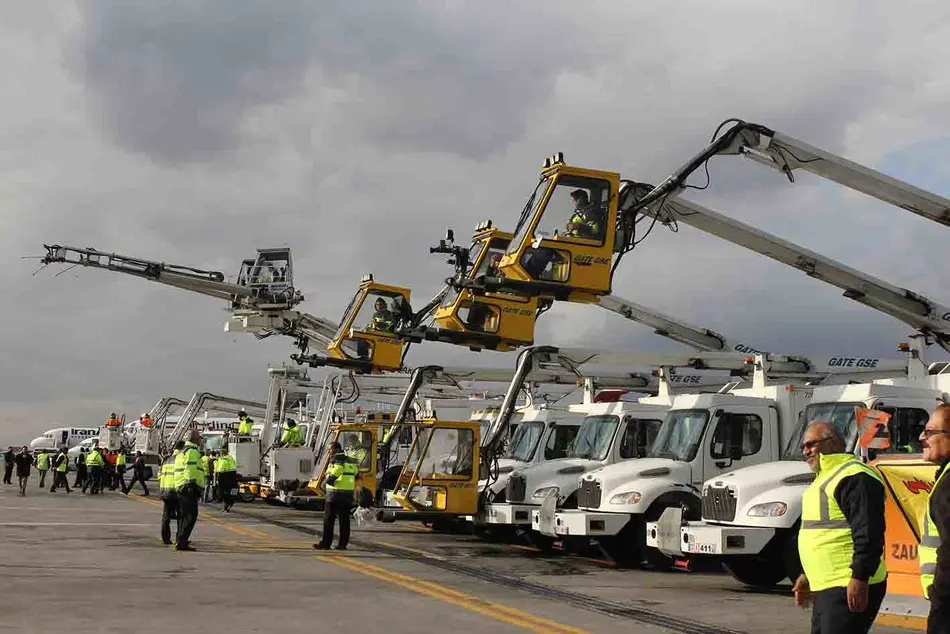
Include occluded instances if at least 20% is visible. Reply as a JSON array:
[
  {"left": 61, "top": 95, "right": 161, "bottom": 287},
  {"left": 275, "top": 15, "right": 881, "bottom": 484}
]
[
  {"left": 920, "top": 403, "right": 950, "bottom": 634},
  {"left": 792, "top": 421, "right": 887, "bottom": 634}
]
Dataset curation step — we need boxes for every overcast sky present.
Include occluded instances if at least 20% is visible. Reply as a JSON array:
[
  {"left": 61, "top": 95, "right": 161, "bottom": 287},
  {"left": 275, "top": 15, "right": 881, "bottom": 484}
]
[{"left": 1, "top": 1, "right": 948, "bottom": 446}]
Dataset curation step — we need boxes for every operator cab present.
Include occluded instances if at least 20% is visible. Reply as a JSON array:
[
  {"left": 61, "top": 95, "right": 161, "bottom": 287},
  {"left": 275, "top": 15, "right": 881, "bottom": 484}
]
[
  {"left": 324, "top": 275, "right": 412, "bottom": 373},
  {"left": 496, "top": 154, "right": 621, "bottom": 303},
  {"left": 233, "top": 247, "right": 298, "bottom": 310},
  {"left": 429, "top": 222, "right": 540, "bottom": 351}
]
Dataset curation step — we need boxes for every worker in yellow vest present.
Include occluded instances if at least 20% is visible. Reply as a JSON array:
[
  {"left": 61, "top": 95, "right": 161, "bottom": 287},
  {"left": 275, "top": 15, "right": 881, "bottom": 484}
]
[
  {"left": 159, "top": 441, "right": 185, "bottom": 545},
  {"left": 792, "top": 421, "right": 887, "bottom": 634},
  {"left": 237, "top": 411, "right": 254, "bottom": 436},
  {"left": 313, "top": 442, "right": 359, "bottom": 551},
  {"left": 113, "top": 450, "right": 127, "bottom": 491},
  {"left": 215, "top": 447, "right": 238, "bottom": 512},
  {"left": 280, "top": 420, "right": 304, "bottom": 447},
  {"left": 83, "top": 445, "right": 106, "bottom": 495},
  {"left": 50, "top": 448, "right": 71, "bottom": 493},
  {"left": 35, "top": 452, "right": 50, "bottom": 488},
  {"left": 919, "top": 403, "right": 950, "bottom": 632},
  {"left": 174, "top": 430, "right": 206, "bottom": 551}
]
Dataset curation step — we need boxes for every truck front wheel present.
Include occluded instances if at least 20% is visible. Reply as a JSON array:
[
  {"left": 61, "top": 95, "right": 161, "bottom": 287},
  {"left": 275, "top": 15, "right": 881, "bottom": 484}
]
[{"left": 724, "top": 554, "right": 788, "bottom": 587}]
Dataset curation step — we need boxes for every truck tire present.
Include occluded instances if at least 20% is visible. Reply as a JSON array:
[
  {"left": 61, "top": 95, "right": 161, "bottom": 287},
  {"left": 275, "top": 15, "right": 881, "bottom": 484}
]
[
  {"left": 724, "top": 555, "right": 788, "bottom": 587},
  {"left": 598, "top": 520, "right": 642, "bottom": 567}
]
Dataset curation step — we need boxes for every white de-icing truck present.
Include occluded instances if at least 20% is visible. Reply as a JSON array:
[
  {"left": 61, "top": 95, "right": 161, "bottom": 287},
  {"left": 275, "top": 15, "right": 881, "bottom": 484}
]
[
  {"left": 543, "top": 352, "right": 910, "bottom": 566},
  {"left": 648, "top": 365, "right": 948, "bottom": 587}
]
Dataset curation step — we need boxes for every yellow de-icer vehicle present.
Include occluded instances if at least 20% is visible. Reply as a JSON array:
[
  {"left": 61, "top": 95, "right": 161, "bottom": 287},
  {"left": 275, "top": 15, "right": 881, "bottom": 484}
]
[
  {"left": 293, "top": 225, "right": 548, "bottom": 375},
  {"left": 873, "top": 455, "right": 940, "bottom": 631}
]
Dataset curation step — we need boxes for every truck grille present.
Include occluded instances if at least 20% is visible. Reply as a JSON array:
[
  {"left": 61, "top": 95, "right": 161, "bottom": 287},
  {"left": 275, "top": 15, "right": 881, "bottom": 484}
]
[
  {"left": 576, "top": 479, "right": 602, "bottom": 508},
  {"left": 506, "top": 474, "right": 527, "bottom": 503},
  {"left": 702, "top": 486, "right": 737, "bottom": 522}
]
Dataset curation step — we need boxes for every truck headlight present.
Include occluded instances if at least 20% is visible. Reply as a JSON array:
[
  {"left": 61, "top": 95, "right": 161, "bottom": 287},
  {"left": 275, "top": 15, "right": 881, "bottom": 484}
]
[
  {"left": 532, "top": 486, "right": 560, "bottom": 500},
  {"left": 746, "top": 502, "right": 787, "bottom": 517},
  {"left": 608, "top": 491, "right": 641, "bottom": 505}
]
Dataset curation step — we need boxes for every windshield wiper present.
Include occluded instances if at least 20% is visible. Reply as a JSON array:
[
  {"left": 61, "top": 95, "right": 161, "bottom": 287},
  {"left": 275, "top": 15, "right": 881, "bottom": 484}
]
[{"left": 653, "top": 450, "right": 678, "bottom": 460}]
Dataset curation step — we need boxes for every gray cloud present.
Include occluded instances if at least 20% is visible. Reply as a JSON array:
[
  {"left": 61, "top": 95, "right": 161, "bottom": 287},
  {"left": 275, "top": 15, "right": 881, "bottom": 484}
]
[{"left": 1, "top": 1, "right": 949, "bottom": 447}]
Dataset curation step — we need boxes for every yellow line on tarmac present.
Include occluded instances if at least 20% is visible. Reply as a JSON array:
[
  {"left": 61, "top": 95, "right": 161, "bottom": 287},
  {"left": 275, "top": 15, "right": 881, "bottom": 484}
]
[{"left": 321, "top": 554, "right": 590, "bottom": 634}]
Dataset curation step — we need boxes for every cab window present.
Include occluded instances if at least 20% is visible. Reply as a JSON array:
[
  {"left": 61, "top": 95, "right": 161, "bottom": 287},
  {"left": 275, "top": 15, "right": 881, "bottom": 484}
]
[
  {"left": 619, "top": 418, "right": 663, "bottom": 459},
  {"left": 539, "top": 176, "right": 611, "bottom": 245},
  {"left": 710, "top": 413, "right": 763, "bottom": 459},
  {"left": 876, "top": 407, "right": 929, "bottom": 455},
  {"left": 543, "top": 424, "right": 579, "bottom": 460}
]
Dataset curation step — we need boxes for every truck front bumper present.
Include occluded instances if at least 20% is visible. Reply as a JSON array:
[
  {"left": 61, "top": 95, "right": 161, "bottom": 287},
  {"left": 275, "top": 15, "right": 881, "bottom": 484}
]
[{"left": 645, "top": 520, "right": 776, "bottom": 556}]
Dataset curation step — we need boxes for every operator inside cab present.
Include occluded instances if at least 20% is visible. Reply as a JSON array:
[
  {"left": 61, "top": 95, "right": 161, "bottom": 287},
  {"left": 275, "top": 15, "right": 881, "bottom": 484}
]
[
  {"left": 366, "top": 298, "right": 395, "bottom": 333},
  {"left": 105, "top": 412, "right": 121, "bottom": 428},
  {"left": 564, "top": 189, "right": 603, "bottom": 240},
  {"left": 140, "top": 413, "right": 153, "bottom": 428},
  {"left": 280, "top": 419, "right": 304, "bottom": 447},
  {"left": 343, "top": 433, "right": 368, "bottom": 469}
]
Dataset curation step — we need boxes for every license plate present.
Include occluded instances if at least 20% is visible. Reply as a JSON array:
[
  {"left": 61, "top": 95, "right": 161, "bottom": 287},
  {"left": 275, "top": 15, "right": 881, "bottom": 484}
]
[{"left": 687, "top": 541, "right": 718, "bottom": 554}]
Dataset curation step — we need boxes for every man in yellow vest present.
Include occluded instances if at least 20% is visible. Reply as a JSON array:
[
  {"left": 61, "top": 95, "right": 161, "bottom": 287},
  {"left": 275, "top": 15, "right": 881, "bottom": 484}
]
[
  {"left": 174, "top": 430, "right": 206, "bottom": 551},
  {"left": 83, "top": 444, "right": 106, "bottom": 495},
  {"left": 215, "top": 447, "right": 238, "bottom": 512},
  {"left": 35, "top": 451, "right": 51, "bottom": 488},
  {"left": 793, "top": 421, "right": 887, "bottom": 633},
  {"left": 313, "top": 442, "right": 359, "bottom": 551},
  {"left": 280, "top": 420, "right": 304, "bottom": 447},
  {"left": 159, "top": 441, "right": 185, "bottom": 545},
  {"left": 112, "top": 450, "right": 127, "bottom": 491},
  {"left": 49, "top": 448, "right": 71, "bottom": 493},
  {"left": 919, "top": 403, "right": 950, "bottom": 632},
  {"left": 237, "top": 411, "right": 254, "bottom": 436}
]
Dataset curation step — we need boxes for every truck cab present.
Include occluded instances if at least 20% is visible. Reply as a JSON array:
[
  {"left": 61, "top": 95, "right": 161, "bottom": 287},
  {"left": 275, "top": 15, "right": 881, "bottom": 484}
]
[
  {"left": 554, "top": 385, "right": 812, "bottom": 566},
  {"left": 650, "top": 381, "right": 939, "bottom": 587},
  {"left": 493, "top": 400, "right": 670, "bottom": 535},
  {"left": 476, "top": 406, "right": 584, "bottom": 529}
]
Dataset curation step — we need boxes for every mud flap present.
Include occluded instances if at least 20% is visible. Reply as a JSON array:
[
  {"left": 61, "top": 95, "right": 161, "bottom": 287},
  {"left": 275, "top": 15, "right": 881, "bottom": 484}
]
[
  {"left": 537, "top": 492, "right": 558, "bottom": 537},
  {"left": 656, "top": 506, "right": 685, "bottom": 558}
]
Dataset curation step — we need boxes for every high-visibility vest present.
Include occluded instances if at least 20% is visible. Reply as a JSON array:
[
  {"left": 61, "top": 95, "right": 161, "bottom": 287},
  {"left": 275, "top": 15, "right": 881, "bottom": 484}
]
[
  {"left": 281, "top": 425, "right": 304, "bottom": 446},
  {"left": 216, "top": 455, "right": 237, "bottom": 473},
  {"left": 174, "top": 443, "right": 206, "bottom": 490},
  {"left": 159, "top": 450, "right": 180, "bottom": 497},
  {"left": 238, "top": 418, "right": 254, "bottom": 435},
  {"left": 36, "top": 453, "right": 50, "bottom": 471},
  {"left": 345, "top": 446, "right": 368, "bottom": 468},
  {"left": 116, "top": 453, "right": 127, "bottom": 467},
  {"left": 86, "top": 450, "right": 105, "bottom": 467},
  {"left": 325, "top": 454, "right": 359, "bottom": 493},
  {"left": 55, "top": 452, "right": 68, "bottom": 473},
  {"left": 200, "top": 455, "right": 210, "bottom": 474},
  {"left": 798, "top": 453, "right": 887, "bottom": 591},
  {"left": 565, "top": 209, "right": 601, "bottom": 238},
  {"left": 921, "top": 464, "right": 950, "bottom": 597}
]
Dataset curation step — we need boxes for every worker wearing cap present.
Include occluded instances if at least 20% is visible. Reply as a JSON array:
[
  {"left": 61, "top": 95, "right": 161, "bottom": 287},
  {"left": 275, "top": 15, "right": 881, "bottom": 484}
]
[
  {"left": 35, "top": 451, "right": 51, "bottom": 489},
  {"left": 313, "top": 442, "right": 359, "bottom": 551},
  {"left": 106, "top": 412, "right": 121, "bottom": 427},
  {"left": 237, "top": 411, "right": 254, "bottom": 436},
  {"left": 563, "top": 189, "right": 602, "bottom": 240},
  {"left": 280, "top": 420, "right": 304, "bottom": 447},
  {"left": 919, "top": 403, "right": 950, "bottom": 633},
  {"left": 174, "top": 430, "right": 206, "bottom": 551},
  {"left": 215, "top": 447, "right": 238, "bottom": 512},
  {"left": 49, "top": 447, "right": 71, "bottom": 493},
  {"left": 793, "top": 421, "right": 886, "bottom": 634},
  {"left": 83, "top": 444, "right": 106, "bottom": 494},
  {"left": 159, "top": 441, "right": 185, "bottom": 545}
]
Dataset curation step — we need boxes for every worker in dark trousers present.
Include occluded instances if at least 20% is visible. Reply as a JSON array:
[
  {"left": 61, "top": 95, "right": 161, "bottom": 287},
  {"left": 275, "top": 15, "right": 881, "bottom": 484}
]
[
  {"left": 83, "top": 445, "right": 105, "bottom": 494},
  {"left": 792, "top": 422, "right": 886, "bottom": 634},
  {"left": 3, "top": 447, "right": 14, "bottom": 485},
  {"left": 14, "top": 448, "right": 32, "bottom": 496},
  {"left": 159, "top": 441, "right": 184, "bottom": 545},
  {"left": 214, "top": 447, "right": 238, "bottom": 512},
  {"left": 73, "top": 453, "right": 87, "bottom": 489},
  {"left": 49, "top": 448, "right": 71, "bottom": 493},
  {"left": 919, "top": 403, "right": 950, "bottom": 634},
  {"left": 123, "top": 451, "right": 150, "bottom": 496},
  {"left": 35, "top": 452, "right": 50, "bottom": 488},
  {"left": 313, "top": 442, "right": 359, "bottom": 551},
  {"left": 175, "top": 430, "right": 205, "bottom": 551},
  {"left": 113, "top": 450, "right": 127, "bottom": 491}
]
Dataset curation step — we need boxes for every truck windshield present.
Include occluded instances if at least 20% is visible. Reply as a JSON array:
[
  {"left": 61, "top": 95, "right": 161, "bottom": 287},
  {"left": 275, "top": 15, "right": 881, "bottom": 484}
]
[
  {"left": 502, "top": 421, "right": 545, "bottom": 462},
  {"left": 567, "top": 415, "right": 618, "bottom": 461},
  {"left": 781, "top": 402, "right": 861, "bottom": 461},
  {"left": 649, "top": 409, "right": 710, "bottom": 462}
]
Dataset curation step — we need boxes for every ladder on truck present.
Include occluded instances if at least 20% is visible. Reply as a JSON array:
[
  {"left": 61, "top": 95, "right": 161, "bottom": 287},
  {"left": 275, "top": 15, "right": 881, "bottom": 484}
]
[{"left": 164, "top": 393, "right": 267, "bottom": 451}]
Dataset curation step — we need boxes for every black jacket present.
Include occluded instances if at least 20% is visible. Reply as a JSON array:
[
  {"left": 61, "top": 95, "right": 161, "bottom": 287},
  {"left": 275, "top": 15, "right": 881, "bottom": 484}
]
[
  {"left": 928, "top": 461, "right": 950, "bottom": 631},
  {"left": 14, "top": 453, "right": 32, "bottom": 477},
  {"left": 3, "top": 450, "right": 14, "bottom": 466}
]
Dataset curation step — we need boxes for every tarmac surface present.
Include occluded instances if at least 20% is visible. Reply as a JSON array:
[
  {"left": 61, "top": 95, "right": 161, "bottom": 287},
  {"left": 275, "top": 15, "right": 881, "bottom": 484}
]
[{"left": 0, "top": 480, "right": 910, "bottom": 634}]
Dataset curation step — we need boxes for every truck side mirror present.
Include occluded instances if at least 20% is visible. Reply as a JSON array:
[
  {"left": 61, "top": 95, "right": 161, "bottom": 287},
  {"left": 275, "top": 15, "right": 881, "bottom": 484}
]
[{"left": 728, "top": 441, "right": 744, "bottom": 461}]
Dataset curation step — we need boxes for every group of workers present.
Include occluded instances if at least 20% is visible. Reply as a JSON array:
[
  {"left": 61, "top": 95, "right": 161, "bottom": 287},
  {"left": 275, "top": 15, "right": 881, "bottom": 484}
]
[
  {"left": 794, "top": 404, "right": 950, "bottom": 633},
  {"left": 2, "top": 444, "right": 150, "bottom": 496}
]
